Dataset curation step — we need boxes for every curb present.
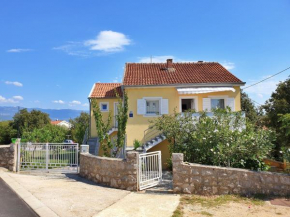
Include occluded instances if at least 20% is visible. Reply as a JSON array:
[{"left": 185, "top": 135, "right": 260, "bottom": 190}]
[{"left": 0, "top": 168, "right": 59, "bottom": 217}]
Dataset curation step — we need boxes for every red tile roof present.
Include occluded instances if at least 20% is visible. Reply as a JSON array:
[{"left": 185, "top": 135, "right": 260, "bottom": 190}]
[
  {"left": 90, "top": 83, "right": 122, "bottom": 98},
  {"left": 123, "top": 62, "right": 244, "bottom": 86},
  {"left": 51, "top": 120, "right": 62, "bottom": 125}
]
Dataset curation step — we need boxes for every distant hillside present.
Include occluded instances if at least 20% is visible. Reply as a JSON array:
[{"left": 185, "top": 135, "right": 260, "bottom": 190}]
[{"left": 0, "top": 106, "right": 88, "bottom": 121}]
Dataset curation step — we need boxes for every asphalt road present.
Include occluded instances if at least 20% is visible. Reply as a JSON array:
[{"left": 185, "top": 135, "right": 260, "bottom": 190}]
[{"left": 0, "top": 178, "right": 38, "bottom": 217}]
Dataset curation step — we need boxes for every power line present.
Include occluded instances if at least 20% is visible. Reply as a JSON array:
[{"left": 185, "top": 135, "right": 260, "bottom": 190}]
[
  {"left": 242, "top": 66, "right": 290, "bottom": 90},
  {"left": 252, "top": 99, "right": 263, "bottom": 106}
]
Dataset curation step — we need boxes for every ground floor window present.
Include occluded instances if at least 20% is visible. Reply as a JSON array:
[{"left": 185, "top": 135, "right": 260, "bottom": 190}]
[{"left": 211, "top": 99, "right": 225, "bottom": 109}]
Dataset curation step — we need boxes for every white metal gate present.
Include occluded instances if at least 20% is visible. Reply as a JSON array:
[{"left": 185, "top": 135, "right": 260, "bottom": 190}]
[
  {"left": 138, "top": 151, "right": 162, "bottom": 190},
  {"left": 18, "top": 143, "right": 79, "bottom": 173}
]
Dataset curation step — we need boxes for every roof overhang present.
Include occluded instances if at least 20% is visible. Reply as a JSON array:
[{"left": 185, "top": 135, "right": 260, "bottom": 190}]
[
  {"left": 88, "top": 83, "right": 96, "bottom": 98},
  {"left": 177, "top": 87, "right": 236, "bottom": 94}
]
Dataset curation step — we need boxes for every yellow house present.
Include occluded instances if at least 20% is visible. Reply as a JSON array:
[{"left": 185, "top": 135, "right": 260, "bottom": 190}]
[{"left": 88, "top": 59, "right": 245, "bottom": 167}]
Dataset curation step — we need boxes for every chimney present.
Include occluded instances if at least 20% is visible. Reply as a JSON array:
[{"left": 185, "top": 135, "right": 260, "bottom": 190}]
[{"left": 167, "top": 59, "right": 173, "bottom": 68}]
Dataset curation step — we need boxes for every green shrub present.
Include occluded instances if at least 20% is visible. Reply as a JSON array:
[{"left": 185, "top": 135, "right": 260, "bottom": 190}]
[
  {"left": 22, "top": 125, "right": 68, "bottom": 143},
  {"left": 133, "top": 139, "right": 142, "bottom": 150},
  {"left": 153, "top": 109, "right": 275, "bottom": 171},
  {"left": 281, "top": 147, "right": 290, "bottom": 162}
]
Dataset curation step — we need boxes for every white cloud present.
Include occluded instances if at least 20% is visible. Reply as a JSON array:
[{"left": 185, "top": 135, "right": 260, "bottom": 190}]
[
  {"left": 53, "top": 100, "right": 65, "bottom": 104},
  {"left": 0, "top": 95, "right": 22, "bottom": 104},
  {"left": 13, "top": 96, "right": 23, "bottom": 100},
  {"left": 70, "top": 100, "right": 81, "bottom": 105},
  {"left": 54, "top": 30, "right": 131, "bottom": 56},
  {"left": 53, "top": 42, "right": 91, "bottom": 57},
  {"left": 5, "top": 81, "right": 23, "bottom": 87},
  {"left": 68, "top": 100, "right": 82, "bottom": 107},
  {"left": 112, "top": 76, "right": 121, "bottom": 83},
  {"left": 84, "top": 30, "right": 131, "bottom": 52},
  {"left": 221, "top": 61, "right": 235, "bottom": 70},
  {"left": 243, "top": 74, "right": 289, "bottom": 105},
  {"left": 6, "top": 49, "right": 32, "bottom": 53},
  {"left": 82, "top": 103, "right": 89, "bottom": 107},
  {"left": 0, "top": 95, "right": 7, "bottom": 103},
  {"left": 257, "top": 93, "right": 263, "bottom": 99}
]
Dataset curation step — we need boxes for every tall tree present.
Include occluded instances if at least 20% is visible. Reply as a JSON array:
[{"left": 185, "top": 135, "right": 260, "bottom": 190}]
[
  {"left": 12, "top": 109, "right": 50, "bottom": 136},
  {"left": 241, "top": 90, "right": 259, "bottom": 124},
  {"left": 69, "top": 112, "right": 90, "bottom": 144},
  {"left": 263, "top": 78, "right": 290, "bottom": 159},
  {"left": 22, "top": 125, "right": 68, "bottom": 143},
  {"left": 263, "top": 78, "right": 290, "bottom": 128},
  {"left": 0, "top": 121, "right": 17, "bottom": 144}
]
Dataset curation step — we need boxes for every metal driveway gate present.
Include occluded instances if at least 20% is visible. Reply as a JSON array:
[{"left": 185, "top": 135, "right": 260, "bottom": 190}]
[
  {"left": 18, "top": 143, "right": 79, "bottom": 173},
  {"left": 138, "top": 151, "right": 162, "bottom": 190}
]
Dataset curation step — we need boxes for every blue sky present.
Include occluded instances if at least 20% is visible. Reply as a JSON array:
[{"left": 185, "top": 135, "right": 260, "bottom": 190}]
[{"left": 0, "top": 0, "right": 290, "bottom": 110}]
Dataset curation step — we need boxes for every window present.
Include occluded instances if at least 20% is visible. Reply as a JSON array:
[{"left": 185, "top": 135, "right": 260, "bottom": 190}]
[
  {"left": 211, "top": 99, "right": 225, "bottom": 109},
  {"left": 100, "top": 102, "right": 109, "bottom": 112},
  {"left": 146, "top": 100, "right": 160, "bottom": 115},
  {"left": 181, "top": 99, "right": 195, "bottom": 112}
]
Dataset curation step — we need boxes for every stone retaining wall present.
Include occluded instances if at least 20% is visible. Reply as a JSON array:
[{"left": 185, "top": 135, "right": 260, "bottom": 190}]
[
  {"left": 172, "top": 153, "right": 290, "bottom": 196},
  {"left": 80, "top": 152, "right": 139, "bottom": 191},
  {"left": 0, "top": 144, "right": 17, "bottom": 171}
]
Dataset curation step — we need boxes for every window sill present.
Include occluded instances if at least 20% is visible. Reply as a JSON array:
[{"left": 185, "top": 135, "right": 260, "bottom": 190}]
[{"left": 143, "top": 114, "right": 161, "bottom": 117}]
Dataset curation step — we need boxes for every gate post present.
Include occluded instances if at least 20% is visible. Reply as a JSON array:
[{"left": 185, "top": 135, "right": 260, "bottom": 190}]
[
  {"left": 158, "top": 151, "right": 162, "bottom": 181},
  {"left": 46, "top": 143, "right": 49, "bottom": 172},
  {"left": 17, "top": 139, "right": 21, "bottom": 172}
]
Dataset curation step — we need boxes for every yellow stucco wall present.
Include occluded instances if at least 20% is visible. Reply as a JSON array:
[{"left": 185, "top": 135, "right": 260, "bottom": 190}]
[
  {"left": 90, "top": 98, "right": 119, "bottom": 138},
  {"left": 147, "top": 139, "right": 171, "bottom": 169},
  {"left": 125, "top": 86, "right": 241, "bottom": 147}
]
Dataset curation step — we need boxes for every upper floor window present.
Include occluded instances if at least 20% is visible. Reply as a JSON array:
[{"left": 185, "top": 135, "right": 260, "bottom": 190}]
[
  {"left": 100, "top": 102, "right": 109, "bottom": 112},
  {"left": 137, "top": 97, "right": 168, "bottom": 116},
  {"left": 211, "top": 99, "right": 225, "bottom": 109},
  {"left": 146, "top": 100, "right": 160, "bottom": 115}
]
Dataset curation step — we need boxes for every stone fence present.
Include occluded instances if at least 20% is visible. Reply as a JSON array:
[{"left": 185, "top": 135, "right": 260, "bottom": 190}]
[
  {"left": 0, "top": 144, "right": 17, "bottom": 171},
  {"left": 172, "top": 153, "right": 290, "bottom": 196},
  {"left": 79, "top": 152, "right": 139, "bottom": 191}
]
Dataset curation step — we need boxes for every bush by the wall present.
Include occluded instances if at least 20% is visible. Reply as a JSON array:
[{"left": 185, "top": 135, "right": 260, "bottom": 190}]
[{"left": 153, "top": 109, "right": 275, "bottom": 171}]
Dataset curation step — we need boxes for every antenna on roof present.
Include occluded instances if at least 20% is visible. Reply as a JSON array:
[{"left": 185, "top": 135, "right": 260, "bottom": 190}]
[{"left": 150, "top": 55, "right": 152, "bottom": 63}]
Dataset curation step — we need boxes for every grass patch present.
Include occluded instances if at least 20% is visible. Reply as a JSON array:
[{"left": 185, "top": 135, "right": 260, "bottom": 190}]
[
  {"left": 172, "top": 207, "right": 183, "bottom": 217},
  {"left": 181, "top": 194, "right": 264, "bottom": 208},
  {"left": 172, "top": 194, "right": 265, "bottom": 217},
  {"left": 200, "top": 211, "right": 213, "bottom": 216}
]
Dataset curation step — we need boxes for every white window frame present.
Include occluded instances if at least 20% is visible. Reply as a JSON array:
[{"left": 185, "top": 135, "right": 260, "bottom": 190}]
[
  {"left": 179, "top": 96, "right": 198, "bottom": 113},
  {"left": 143, "top": 97, "right": 162, "bottom": 117},
  {"left": 208, "top": 95, "right": 228, "bottom": 110},
  {"left": 100, "top": 102, "right": 109, "bottom": 112}
]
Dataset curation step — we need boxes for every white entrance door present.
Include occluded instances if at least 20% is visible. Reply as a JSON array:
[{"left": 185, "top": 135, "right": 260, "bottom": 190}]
[
  {"left": 114, "top": 102, "right": 119, "bottom": 128},
  {"left": 138, "top": 151, "right": 162, "bottom": 190}
]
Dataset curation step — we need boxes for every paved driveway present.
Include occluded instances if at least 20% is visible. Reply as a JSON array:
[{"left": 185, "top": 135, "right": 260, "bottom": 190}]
[
  {"left": 0, "top": 178, "right": 38, "bottom": 217},
  {"left": 1, "top": 171, "right": 179, "bottom": 217}
]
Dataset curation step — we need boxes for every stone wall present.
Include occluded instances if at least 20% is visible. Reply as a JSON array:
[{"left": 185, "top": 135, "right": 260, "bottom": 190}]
[
  {"left": 80, "top": 152, "right": 139, "bottom": 191},
  {"left": 172, "top": 153, "right": 290, "bottom": 196},
  {"left": 0, "top": 144, "right": 17, "bottom": 171}
]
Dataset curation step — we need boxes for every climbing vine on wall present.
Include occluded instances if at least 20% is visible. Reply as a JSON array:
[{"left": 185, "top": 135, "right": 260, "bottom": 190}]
[
  {"left": 91, "top": 99, "right": 113, "bottom": 157},
  {"left": 91, "top": 89, "right": 128, "bottom": 158}
]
